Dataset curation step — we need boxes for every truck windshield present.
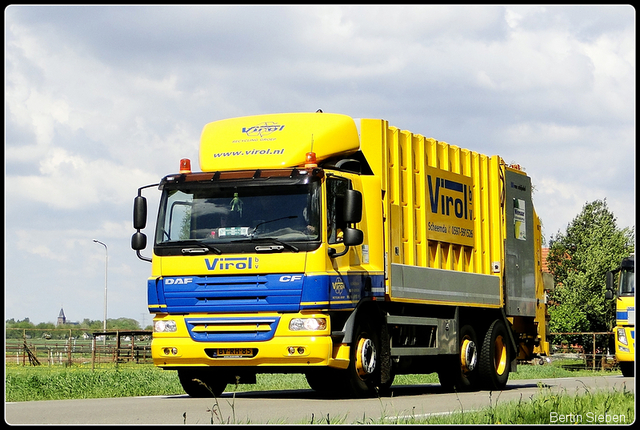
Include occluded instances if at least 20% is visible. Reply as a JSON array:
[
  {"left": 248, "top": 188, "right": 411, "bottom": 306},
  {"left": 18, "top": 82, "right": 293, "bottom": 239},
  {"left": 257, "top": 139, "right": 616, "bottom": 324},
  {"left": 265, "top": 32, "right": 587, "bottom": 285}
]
[
  {"left": 619, "top": 270, "right": 634, "bottom": 295},
  {"left": 155, "top": 178, "right": 321, "bottom": 250}
]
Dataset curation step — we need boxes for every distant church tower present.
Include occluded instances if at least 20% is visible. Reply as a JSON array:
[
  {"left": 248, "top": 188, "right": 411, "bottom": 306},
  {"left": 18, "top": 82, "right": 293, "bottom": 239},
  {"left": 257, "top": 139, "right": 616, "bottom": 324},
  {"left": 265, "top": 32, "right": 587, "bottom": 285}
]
[{"left": 57, "top": 307, "right": 66, "bottom": 326}]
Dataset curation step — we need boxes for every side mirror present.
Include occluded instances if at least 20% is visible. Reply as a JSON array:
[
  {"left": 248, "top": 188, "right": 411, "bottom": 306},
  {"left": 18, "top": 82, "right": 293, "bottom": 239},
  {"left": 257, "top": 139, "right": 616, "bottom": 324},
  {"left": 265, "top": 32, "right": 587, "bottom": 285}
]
[
  {"left": 343, "top": 227, "right": 363, "bottom": 247},
  {"left": 605, "top": 270, "right": 614, "bottom": 290},
  {"left": 328, "top": 228, "right": 363, "bottom": 258},
  {"left": 131, "top": 231, "right": 147, "bottom": 251},
  {"left": 328, "top": 188, "right": 364, "bottom": 259},
  {"left": 131, "top": 184, "right": 158, "bottom": 263},
  {"left": 343, "top": 189, "right": 362, "bottom": 224},
  {"left": 605, "top": 271, "right": 615, "bottom": 300},
  {"left": 133, "top": 195, "right": 147, "bottom": 230},
  {"left": 604, "top": 271, "right": 617, "bottom": 300}
]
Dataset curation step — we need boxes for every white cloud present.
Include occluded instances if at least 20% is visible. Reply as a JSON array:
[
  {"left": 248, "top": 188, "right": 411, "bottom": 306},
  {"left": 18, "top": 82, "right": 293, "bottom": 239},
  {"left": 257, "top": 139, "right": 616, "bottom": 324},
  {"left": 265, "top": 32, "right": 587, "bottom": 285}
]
[{"left": 6, "top": 148, "right": 155, "bottom": 210}]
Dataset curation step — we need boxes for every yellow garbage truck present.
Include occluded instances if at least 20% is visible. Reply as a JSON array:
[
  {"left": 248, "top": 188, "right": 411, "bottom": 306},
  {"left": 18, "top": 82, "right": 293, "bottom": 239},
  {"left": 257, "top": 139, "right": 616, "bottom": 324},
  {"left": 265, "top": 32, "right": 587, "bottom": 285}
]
[
  {"left": 606, "top": 255, "right": 635, "bottom": 377},
  {"left": 132, "top": 112, "right": 549, "bottom": 397}
]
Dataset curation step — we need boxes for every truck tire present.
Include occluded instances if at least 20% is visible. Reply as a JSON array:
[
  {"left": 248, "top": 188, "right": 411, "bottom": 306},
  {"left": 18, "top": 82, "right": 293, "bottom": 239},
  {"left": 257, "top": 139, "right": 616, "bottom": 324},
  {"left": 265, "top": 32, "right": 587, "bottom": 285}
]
[
  {"left": 478, "top": 319, "right": 511, "bottom": 390},
  {"left": 177, "top": 368, "right": 227, "bottom": 397},
  {"left": 305, "top": 368, "right": 347, "bottom": 394},
  {"left": 344, "top": 319, "right": 390, "bottom": 397},
  {"left": 438, "top": 324, "right": 480, "bottom": 391},
  {"left": 619, "top": 362, "right": 634, "bottom": 377}
]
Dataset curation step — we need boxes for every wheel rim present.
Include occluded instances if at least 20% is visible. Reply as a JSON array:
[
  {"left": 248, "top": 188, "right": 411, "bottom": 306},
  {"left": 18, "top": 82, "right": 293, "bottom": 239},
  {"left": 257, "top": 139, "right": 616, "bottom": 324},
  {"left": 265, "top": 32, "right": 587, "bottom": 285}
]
[
  {"left": 461, "top": 337, "right": 477, "bottom": 373},
  {"left": 494, "top": 335, "right": 507, "bottom": 375},
  {"left": 355, "top": 337, "right": 376, "bottom": 376}
]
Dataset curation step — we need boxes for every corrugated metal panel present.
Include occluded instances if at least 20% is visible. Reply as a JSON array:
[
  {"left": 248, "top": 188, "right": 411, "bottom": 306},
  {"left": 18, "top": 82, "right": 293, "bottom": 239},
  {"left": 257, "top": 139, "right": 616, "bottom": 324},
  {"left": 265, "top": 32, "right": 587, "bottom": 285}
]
[
  {"left": 369, "top": 120, "right": 505, "bottom": 275},
  {"left": 360, "top": 119, "right": 508, "bottom": 306}
]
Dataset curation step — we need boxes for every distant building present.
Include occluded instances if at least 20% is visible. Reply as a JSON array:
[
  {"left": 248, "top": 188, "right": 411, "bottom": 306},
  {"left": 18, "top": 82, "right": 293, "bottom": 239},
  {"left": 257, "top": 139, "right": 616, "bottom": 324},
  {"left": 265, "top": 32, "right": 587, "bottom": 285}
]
[
  {"left": 57, "top": 307, "right": 66, "bottom": 326},
  {"left": 56, "top": 307, "right": 79, "bottom": 326},
  {"left": 541, "top": 247, "right": 550, "bottom": 273}
]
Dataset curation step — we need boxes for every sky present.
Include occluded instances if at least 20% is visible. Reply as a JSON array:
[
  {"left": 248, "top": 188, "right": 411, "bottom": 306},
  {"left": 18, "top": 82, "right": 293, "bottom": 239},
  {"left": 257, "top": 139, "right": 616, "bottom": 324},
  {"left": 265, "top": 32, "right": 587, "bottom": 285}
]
[{"left": 4, "top": 5, "right": 635, "bottom": 325}]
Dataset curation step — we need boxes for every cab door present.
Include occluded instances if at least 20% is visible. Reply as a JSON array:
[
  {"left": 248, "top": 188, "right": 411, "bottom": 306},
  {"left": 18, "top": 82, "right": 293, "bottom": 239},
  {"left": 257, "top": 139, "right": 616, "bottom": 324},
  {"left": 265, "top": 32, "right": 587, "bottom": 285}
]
[{"left": 325, "top": 174, "right": 365, "bottom": 308}]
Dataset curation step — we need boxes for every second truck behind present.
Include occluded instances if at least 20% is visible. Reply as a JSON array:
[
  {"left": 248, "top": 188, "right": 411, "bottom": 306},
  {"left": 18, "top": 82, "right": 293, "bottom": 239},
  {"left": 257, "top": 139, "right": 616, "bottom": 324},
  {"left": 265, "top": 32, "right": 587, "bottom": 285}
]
[{"left": 606, "top": 255, "right": 635, "bottom": 377}]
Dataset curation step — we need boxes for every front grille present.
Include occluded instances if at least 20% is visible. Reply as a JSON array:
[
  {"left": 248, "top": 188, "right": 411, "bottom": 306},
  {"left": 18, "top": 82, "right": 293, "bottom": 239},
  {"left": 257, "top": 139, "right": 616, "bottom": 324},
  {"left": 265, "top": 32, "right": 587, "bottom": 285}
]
[{"left": 185, "top": 316, "right": 280, "bottom": 342}]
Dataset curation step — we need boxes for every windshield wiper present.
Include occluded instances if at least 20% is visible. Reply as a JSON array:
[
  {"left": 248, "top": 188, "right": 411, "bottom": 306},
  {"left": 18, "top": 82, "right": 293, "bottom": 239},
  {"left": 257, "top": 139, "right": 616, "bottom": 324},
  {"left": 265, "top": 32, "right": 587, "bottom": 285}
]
[
  {"left": 175, "top": 240, "right": 222, "bottom": 255},
  {"left": 232, "top": 237, "right": 300, "bottom": 253},
  {"left": 251, "top": 216, "right": 298, "bottom": 235},
  {"left": 256, "top": 238, "right": 299, "bottom": 253}
]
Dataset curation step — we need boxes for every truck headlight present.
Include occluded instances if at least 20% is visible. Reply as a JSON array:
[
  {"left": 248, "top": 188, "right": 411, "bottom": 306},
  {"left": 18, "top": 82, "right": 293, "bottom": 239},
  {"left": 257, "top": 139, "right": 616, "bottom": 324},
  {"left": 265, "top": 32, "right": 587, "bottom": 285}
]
[
  {"left": 289, "top": 318, "right": 327, "bottom": 331},
  {"left": 617, "top": 328, "right": 628, "bottom": 346},
  {"left": 154, "top": 320, "right": 177, "bottom": 333}
]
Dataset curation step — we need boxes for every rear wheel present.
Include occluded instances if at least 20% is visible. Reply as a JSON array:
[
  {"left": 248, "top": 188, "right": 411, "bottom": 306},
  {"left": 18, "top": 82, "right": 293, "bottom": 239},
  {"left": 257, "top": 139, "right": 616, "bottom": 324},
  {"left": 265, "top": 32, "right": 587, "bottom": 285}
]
[
  {"left": 177, "top": 368, "right": 227, "bottom": 397},
  {"left": 478, "top": 320, "right": 511, "bottom": 390},
  {"left": 438, "top": 324, "right": 480, "bottom": 391}
]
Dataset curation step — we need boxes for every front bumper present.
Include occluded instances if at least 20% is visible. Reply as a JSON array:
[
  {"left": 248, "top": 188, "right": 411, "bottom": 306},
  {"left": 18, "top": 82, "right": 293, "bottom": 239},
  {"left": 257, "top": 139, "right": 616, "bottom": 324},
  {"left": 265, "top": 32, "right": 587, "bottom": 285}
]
[{"left": 151, "top": 312, "right": 350, "bottom": 369}]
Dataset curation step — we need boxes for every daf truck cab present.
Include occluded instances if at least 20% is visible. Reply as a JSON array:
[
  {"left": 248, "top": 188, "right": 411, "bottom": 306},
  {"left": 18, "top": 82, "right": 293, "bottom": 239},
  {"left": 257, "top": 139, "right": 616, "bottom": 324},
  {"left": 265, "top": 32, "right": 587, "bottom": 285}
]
[{"left": 606, "top": 255, "right": 635, "bottom": 377}]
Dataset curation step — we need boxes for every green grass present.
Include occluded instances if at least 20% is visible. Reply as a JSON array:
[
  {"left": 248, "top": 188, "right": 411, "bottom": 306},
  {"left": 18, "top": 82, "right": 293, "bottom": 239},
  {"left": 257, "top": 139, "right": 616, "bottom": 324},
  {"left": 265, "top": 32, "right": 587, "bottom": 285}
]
[
  {"left": 6, "top": 361, "right": 621, "bottom": 402},
  {"left": 375, "top": 386, "right": 635, "bottom": 425},
  {"left": 391, "top": 362, "right": 618, "bottom": 386},
  {"left": 5, "top": 364, "right": 316, "bottom": 402},
  {"left": 5, "top": 364, "right": 182, "bottom": 402},
  {"left": 505, "top": 362, "right": 618, "bottom": 380}
]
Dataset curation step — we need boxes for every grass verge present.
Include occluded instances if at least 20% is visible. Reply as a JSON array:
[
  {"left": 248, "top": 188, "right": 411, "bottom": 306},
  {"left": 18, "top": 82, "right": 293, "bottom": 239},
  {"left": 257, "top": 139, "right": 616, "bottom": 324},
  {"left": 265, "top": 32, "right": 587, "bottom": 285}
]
[
  {"left": 5, "top": 362, "right": 623, "bottom": 403},
  {"left": 5, "top": 364, "right": 182, "bottom": 402},
  {"left": 380, "top": 386, "right": 634, "bottom": 425}
]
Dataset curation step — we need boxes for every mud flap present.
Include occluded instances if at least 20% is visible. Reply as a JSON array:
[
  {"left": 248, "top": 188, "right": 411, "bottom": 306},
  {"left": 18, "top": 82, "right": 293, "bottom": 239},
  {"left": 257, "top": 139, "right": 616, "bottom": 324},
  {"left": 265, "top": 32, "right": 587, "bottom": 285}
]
[{"left": 379, "top": 319, "right": 392, "bottom": 385}]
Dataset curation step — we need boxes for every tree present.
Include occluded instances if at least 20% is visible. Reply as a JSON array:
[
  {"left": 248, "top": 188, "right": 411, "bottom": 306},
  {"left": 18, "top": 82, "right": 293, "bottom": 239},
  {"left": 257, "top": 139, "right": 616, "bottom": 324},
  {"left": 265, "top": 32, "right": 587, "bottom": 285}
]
[
  {"left": 107, "top": 317, "right": 142, "bottom": 331},
  {"left": 547, "top": 199, "right": 634, "bottom": 348},
  {"left": 81, "top": 319, "right": 106, "bottom": 331}
]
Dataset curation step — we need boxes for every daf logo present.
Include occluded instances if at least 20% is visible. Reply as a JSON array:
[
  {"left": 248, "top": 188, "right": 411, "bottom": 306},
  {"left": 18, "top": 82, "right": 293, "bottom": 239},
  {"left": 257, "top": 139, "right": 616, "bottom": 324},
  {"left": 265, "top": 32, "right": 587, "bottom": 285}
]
[
  {"left": 242, "top": 122, "right": 285, "bottom": 138},
  {"left": 165, "top": 277, "right": 193, "bottom": 285}
]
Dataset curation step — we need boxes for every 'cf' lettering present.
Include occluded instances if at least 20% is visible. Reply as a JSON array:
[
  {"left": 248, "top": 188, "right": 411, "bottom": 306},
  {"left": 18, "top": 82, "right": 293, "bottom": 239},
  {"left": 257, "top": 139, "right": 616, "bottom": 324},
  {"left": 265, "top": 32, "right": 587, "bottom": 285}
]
[{"left": 279, "top": 275, "right": 303, "bottom": 282}]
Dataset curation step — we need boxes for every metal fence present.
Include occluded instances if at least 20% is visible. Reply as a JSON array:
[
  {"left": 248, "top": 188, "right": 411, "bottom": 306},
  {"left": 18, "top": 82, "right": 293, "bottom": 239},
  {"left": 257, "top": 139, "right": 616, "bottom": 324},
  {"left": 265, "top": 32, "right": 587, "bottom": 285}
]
[
  {"left": 6, "top": 328, "right": 619, "bottom": 371},
  {"left": 547, "top": 331, "right": 617, "bottom": 371},
  {"left": 5, "top": 328, "right": 152, "bottom": 368}
]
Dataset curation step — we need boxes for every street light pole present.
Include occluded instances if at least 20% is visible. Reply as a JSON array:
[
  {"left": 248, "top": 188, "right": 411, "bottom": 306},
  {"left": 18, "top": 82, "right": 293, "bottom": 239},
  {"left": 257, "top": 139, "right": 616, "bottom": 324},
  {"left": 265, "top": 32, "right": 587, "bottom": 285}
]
[{"left": 93, "top": 240, "right": 108, "bottom": 337}]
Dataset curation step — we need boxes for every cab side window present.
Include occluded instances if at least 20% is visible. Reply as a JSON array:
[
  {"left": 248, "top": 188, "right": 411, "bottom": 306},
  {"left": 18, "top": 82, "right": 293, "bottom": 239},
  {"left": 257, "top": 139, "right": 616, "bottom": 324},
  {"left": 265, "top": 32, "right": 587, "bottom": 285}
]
[{"left": 327, "top": 177, "right": 349, "bottom": 244}]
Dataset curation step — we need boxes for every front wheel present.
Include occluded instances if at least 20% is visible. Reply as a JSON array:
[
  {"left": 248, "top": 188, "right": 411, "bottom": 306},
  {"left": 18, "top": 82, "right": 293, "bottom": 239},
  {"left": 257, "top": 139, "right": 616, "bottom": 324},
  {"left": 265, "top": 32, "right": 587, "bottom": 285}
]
[
  {"left": 619, "top": 361, "right": 634, "bottom": 377},
  {"left": 478, "top": 320, "right": 511, "bottom": 390},
  {"left": 177, "top": 368, "right": 227, "bottom": 398},
  {"left": 343, "top": 319, "right": 393, "bottom": 397},
  {"left": 305, "top": 368, "right": 347, "bottom": 394}
]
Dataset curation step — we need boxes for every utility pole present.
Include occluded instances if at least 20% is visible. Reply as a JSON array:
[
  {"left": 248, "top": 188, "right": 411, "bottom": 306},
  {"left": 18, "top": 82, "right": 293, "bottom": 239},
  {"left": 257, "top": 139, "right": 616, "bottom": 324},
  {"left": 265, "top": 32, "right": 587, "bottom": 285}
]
[{"left": 93, "top": 239, "right": 108, "bottom": 344}]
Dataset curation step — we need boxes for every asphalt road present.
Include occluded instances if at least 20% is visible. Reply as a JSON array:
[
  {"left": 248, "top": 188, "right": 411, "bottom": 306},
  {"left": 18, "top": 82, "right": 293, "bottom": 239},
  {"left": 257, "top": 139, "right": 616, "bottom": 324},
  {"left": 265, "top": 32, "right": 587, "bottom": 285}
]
[{"left": 5, "top": 375, "right": 634, "bottom": 425}]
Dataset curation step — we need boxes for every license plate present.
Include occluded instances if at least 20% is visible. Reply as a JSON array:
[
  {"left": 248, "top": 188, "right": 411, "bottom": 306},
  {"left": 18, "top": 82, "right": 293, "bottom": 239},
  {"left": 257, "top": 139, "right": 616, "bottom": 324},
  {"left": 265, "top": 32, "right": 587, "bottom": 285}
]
[{"left": 212, "top": 348, "right": 255, "bottom": 358}]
